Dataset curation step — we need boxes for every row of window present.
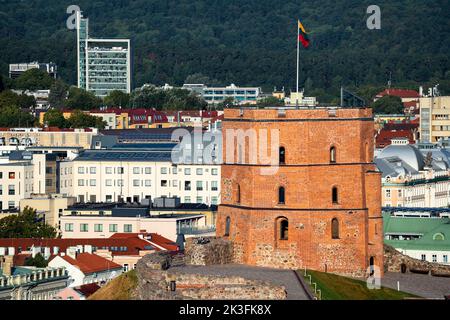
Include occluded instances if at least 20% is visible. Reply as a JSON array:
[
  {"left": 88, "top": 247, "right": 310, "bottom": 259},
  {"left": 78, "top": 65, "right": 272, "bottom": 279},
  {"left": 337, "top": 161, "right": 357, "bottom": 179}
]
[
  {"left": 77, "top": 179, "right": 219, "bottom": 190},
  {"left": 224, "top": 217, "right": 341, "bottom": 240},
  {"left": 77, "top": 166, "right": 219, "bottom": 176},
  {"left": 65, "top": 223, "right": 132, "bottom": 233},
  {"left": 421, "top": 254, "right": 448, "bottom": 263},
  {"left": 77, "top": 194, "right": 219, "bottom": 205},
  {"left": 0, "top": 185, "right": 17, "bottom": 195}
]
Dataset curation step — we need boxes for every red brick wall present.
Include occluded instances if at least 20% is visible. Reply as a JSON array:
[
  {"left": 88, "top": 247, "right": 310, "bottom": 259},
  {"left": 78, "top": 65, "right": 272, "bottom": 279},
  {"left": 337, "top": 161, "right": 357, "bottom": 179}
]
[{"left": 217, "top": 107, "right": 384, "bottom": 277}]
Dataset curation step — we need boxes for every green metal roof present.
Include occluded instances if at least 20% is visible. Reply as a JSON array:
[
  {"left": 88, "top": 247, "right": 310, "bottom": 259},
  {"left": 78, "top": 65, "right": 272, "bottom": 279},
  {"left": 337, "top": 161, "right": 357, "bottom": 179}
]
[{"left": 383, "top": 212, "right": 450, "bottom": 251}]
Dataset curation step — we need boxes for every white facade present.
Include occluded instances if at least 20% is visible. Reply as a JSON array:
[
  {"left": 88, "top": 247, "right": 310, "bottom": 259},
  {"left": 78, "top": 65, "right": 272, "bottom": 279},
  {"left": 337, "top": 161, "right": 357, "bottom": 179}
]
[
  {"left": 0, "top": 163, "right": 34, "bottom": 210},
  {"left": 393, "top": 248, "right": 450, "bottom": 265},
  {"left": 65, "top": 160, "right": 220, "bottom": 205},
  {"left": 60, "top": 215, "right": 206, "bottom": 241}
]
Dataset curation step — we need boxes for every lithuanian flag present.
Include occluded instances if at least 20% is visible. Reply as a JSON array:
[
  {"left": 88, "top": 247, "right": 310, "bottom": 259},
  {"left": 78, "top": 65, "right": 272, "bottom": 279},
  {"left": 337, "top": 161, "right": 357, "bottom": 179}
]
[{"left": 298, "top": 20, "right": 310, "bottom": 48}]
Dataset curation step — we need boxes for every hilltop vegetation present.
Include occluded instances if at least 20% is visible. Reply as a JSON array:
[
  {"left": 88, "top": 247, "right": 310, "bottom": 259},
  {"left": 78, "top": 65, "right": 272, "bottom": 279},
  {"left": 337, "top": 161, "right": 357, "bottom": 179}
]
[{"left": 0, "top": 0, "right": 449, "bottom": 102}]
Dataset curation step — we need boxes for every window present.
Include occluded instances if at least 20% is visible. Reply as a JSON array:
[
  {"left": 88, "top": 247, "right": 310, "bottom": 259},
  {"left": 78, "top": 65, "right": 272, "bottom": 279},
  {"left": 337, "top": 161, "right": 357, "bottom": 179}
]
[
  {"left": 332, "top": 218, "right": 339, "bottom": 239},
  {"left": 196, "top": 168, "right": 203, "bottom": 175},
  {"left": 185, "top": 181, "right": 191, "bottom": 191},
  {"left": 184, "top": 196, "right": 191, "bottom": 203},
  {"left": 117, "top": 179, "right": 124, "bottom": 187},
  {"left": 0, "top": 185, "right": 2, "bottom": 195},
  {"left": 332, "top": 187, "right": 339, "bottom": 204},
  {"left": 386, "top": 190, "right": 391, "bottom": 198},
  {"left": 90, "top": 167, "right": 96, "bottom": 174},
  {"left": 118, "top": 167, "right": 124, "bottom": 174},
  {"left": 8, "top": 185, "right": 15, "bottom": 195},
  {"left": 161, "top": 180, "right": 168, "bottom": 187},
  {"left": 279, "top": 147, "right": 286, "bottom": 165},
  {"left": 196, "top": 196, "right": 203, "bottom": 203},
  {"left": 124, "top": 224, "right": 132, "bottom": 233},
  {"left": 46, "top": 179, "right": 53, "bottom": 187},
  {"left": 145, "top": 180, "right": 151, "bottom": 187},
  {"left": 330, "top": 146, "right": 336, "bottom": 163},
  {"left": 236, "top": 184, "right": 241, "bottom": 204},
  {"left": 78, "top": 179, "right": 84, "bottom": 187},
  {"left": 398, "top": 190, "right": 402, "bottom": 197},
  {"left": 421, "top": 254, "right": 426, "bottom": 261},
  {"left": 225, "top": 217, "right": 231, "bottom": 236},
  {"left": 145, "top": 167, "right": 151, "bottom": 174},
  {"left": 211, "top": 181, "right": 218, "bottom": 191},
  {"left": 197, "top": 181, "right": 203, "bottom": 191},
  {"left": 65, "top": 223, "right": 74, "bottom": 232},
  {"left": 161, "top": 167, "right": 168, "bottom": 174},
  {"left": 8, "top": 201, "right": 15, "bottom": 209},
  {"left": 432, "top": 255, "right": 437, "bottom": 263},
  {"left": 78, "top": 167, "right": 85, "bottom": 174},
  {"left": 184, "top": 168, "right": 191, "bottom": 175},
  {"left": 106, "top": 195, "right": 112, "bottom": 203},
  {"left": 9, "top": 172, "right": 15, "bottom": 179},
  {"left": 80, "top": 224, "right": 89, "bottom": 232},
  {"left": 94, "top": 224, "right": 103, "bottom": 232},
  {"left": 133, "top": 180, "right": 140, "bottom": 187},
  {"left": 443, "top": 255, "right": 448, "bottom": 263},
  {"left": 211, "top": 196, "right": 218, "bottom": 205},
  {"left": 278, "top": 187, "right": 285, "bottom": 204},
  {"left": 105, "top": 167, "right": 113, "bottom": 174},
  {"left": 45, "top": 167, "right": 53, "bottom": 174},
  {"left": 90, "top": 179, "right": 96, "bottom": 187},
  {"left": 133, "top": 167, "right": 140, "bottom": 174},
  {"left": 106, "top": 179, "right": 112, "bottom": 187},
  {"left": 212, "top": 169, "right": 219, "bottom": 176},
  {"left": 123, "top": 264, "right": 129, "bottom": 272},
  {"left": 109, "top": 224, "right": 118, "bottom": 233},
  {"left": 278, "top": 218, "right": 289, "bottom": 240}
]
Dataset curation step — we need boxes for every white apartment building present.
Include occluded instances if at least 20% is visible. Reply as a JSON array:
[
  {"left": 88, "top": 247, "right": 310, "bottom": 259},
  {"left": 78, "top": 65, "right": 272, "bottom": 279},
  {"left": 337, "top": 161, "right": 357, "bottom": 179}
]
[
  {"left": 59, "top": 150, "right": 221, "bottom": 206},
  {"left": 183, "top": 83, "right": 262, "bottom": 105},
  {"left": 0, "top": 163, "right": 34, "bottom": 211},
  {"left": 419, "top": 95, "right": 450, "bottom": 143}
]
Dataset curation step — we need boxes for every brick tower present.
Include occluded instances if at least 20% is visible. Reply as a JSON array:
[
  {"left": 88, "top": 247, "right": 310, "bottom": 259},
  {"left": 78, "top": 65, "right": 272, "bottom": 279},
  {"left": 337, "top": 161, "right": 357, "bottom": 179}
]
[{"left": 216, "top": 107, "right": 384, "bottom": 277}]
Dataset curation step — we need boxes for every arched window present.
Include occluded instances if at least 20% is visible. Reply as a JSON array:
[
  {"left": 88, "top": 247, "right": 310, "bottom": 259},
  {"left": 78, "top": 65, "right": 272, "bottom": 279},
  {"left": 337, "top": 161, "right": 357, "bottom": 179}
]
[
  {"left": 279, "top": 147, "right": 286, "bottom": 165},
  {"left": 279, "top": 218, "right": 289, "bottom": 240},
  {"left": 236, "top": 184, "right": 241, "bottom": 204},
  {"left": 225, "top": 217, "right": 231, "bottom": 236},
  {"left": 330, "top": 146, "right": 336, "bottom": 163},
  {"left": 332, "top": 218, "right": 340, "bottom": 239},
  {"left": 332, "top": 187, "right": 339, "bottom": 204},
  {"left": 369, "top": 256, "right": 375, "bottom": 276},
  {"left": 278, "top": 187, "right": 285, "bottom": 204}
]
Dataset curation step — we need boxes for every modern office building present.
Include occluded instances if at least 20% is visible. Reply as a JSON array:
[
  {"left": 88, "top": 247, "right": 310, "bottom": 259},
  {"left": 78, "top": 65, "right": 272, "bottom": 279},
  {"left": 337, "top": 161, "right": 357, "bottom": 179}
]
[
  {"left": 183, "top": 83, "right": 262, "bottom": 105},
  {"left": 9, "top": 62, "right": 57, "bottom": 79},
  {"left": 76, "top": 11, "right": 131, "bottom": 98},
  {"left": 419, "top": 96, "right": 450, "bottom": 143}
]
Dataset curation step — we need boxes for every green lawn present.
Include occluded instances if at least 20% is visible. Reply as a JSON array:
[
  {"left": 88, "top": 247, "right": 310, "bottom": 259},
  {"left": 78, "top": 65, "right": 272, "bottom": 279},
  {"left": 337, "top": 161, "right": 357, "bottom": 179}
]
[{"left": 298, "top": 270, "right": 419, "bottom": 300}]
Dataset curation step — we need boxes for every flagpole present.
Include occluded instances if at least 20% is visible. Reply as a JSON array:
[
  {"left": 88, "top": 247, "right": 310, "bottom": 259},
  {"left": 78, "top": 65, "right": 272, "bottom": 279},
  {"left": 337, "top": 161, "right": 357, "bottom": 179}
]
[{"left": 296, "top": 21, "right": 300, "bottom": 108}]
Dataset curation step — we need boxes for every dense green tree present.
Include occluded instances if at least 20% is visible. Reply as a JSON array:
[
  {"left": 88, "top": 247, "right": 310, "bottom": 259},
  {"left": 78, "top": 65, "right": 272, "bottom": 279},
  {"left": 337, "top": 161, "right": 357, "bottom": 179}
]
[
  {"left": 24, "top": 253, "right": 48, "bottom": 268},
  {"left": 104, "top": 90, "right": 130, "bottom": 107},
  {"left": 371, "top": 96, "right": 404, "bottom": 114},
  {"left": 0, "top": 90, "right": 36, "bottom": 110},
  {"left": 0, "top": 207, "right": 57, "bottom": 239},
  {"left": 43, "top": 109, "right": 67, "bottom": 128},
  {"left": 67, "top": 110, "right": 106, "bottom": 129},
  {"left": 65, "top": 87, "right": 102, "bottom": 110},
  {"left": 14, "top": 69, "right": 55, "bottom": 91},
  {"left": 0, "top": 75, "right": 4, "bottom": 92},
  {"left": 0, "top": 105, "right": 36, "bottom": 127},
  {"left": 48, "top": 80, "right": 69, "bottom": 109},
  {"left": 253, "top": 96, "right": 285, "bottom": 107}
]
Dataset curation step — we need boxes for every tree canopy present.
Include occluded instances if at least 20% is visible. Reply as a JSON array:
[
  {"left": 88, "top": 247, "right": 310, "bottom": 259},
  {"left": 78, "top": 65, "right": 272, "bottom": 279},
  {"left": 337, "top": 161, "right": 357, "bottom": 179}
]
[
  {"left": 0, "top": 207, "right": 57, "bottom": 239},
  {"left": 13, "top": 68, "right": 55, "bottom": 91},
  {"left": 370, "top": 95, "right": 404, "bottom": 114}
]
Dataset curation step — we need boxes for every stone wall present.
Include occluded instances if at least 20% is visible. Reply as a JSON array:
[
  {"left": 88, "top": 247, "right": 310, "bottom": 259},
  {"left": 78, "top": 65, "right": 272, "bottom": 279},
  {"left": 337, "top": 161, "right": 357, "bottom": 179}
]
[
  {"left": 384, "top": 245, "right": 450, "bottom": 276},
  {"left": 185, "top": 237, "right": 233, "bottom": 266},
  {"left": 135, "top": 252, "right": 287, "bottom": 300}
]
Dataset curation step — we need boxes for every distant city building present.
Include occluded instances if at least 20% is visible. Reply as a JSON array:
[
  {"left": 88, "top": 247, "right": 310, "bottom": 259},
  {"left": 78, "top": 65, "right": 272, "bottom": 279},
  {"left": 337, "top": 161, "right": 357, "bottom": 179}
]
[
  {"left": 284, "top": 91, "right": 318, "bottom": 107},
  {"left": 76, "top": 11, "right": 131, "bottom": 98},
  {"left": 9, "top": 62, "right": 57, "bottom": 79},
  {"left": 375, "top": 139, "right": 450, "bottom": 208},
  {"left": 383, "top": 210, "right": 450, "bottom": 265},
  {"left": 183, "top": 83, "right": 263, "bottom": 105},
  {"left": 419, "top": 96, "right": 450, "bottom": 143},
  {"left": 374, "top": 88, "right": 420, "bottom": 103}
]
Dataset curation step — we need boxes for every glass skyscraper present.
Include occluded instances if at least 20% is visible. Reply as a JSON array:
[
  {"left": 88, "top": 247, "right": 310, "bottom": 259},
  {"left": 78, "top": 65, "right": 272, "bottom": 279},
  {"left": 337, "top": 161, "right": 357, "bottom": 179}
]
[{"left": 77, "top": 12, "right": 131, "bottom": 98}]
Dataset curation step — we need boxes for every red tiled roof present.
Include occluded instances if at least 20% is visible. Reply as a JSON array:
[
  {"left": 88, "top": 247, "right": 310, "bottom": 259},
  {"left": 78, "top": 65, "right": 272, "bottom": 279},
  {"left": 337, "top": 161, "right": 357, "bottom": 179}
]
[
  {"left": 109, "top": 233, "right": 179, "bottom": 251},
  {"left": 59, "top": 253, "right": 122, "bottom": 274},
  {"left": 376, "top": 89, "right": 420, "bottom": 99},
  {"left": 74, "top": 283, "right": 101, "bottom": 298},
  {"left": 403, "top": 101, "right": 418, "bottom": 108},
  {"left": 0, "top": 236, "right": 166, "bottom": 256},
  {"left": 375, "top": 129, "right": 415, "bottom": 148}
]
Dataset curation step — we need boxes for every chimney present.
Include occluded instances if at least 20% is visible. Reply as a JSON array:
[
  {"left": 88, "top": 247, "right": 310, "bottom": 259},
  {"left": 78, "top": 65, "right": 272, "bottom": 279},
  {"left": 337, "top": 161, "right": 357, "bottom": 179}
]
[
  {"left": 1, "top": 256, "right": 13, "bottom": 277},
  {"left": 66, "top": 247, "right": 77, "bottom": 260}
]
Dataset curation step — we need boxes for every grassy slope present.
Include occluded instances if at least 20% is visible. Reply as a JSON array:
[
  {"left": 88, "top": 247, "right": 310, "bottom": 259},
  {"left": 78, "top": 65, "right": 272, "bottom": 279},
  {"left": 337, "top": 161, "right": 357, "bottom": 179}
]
[
  {"left": 89, "top": 269, "right": 138, "bottom": 300},
  {"left": 300, "top": 270, "right": 418, "bottom": 300}
]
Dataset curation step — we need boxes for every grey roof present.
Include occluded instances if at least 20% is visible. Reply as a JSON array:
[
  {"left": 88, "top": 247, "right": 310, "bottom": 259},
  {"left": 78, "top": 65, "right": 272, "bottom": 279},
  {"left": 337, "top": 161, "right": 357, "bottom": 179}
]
[
  {"left": 74, "top": 150, "right": 173, "bottom": 162},
  {"left": 374, "top": 157, "right": 419, "bottom": 178},
  {"left": 378, "top": 144, "right": 425, "bottom": 171}
]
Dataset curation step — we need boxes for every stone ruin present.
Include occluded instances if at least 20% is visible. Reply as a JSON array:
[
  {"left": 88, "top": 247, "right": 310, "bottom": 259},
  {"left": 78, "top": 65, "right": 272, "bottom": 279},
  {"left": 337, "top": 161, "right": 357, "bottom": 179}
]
[{"left": 134, "top": 237, "right": 287, "bottom": 300}]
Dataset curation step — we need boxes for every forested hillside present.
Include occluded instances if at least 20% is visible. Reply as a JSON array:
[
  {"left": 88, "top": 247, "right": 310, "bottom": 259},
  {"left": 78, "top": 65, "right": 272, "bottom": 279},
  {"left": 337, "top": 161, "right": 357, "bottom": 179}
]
[{"left": 0, "top": 0, "right": 449, "bottom": 101}]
